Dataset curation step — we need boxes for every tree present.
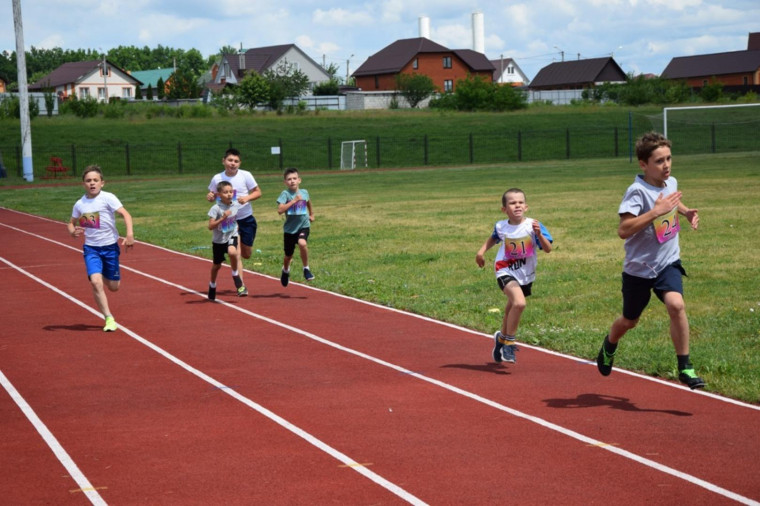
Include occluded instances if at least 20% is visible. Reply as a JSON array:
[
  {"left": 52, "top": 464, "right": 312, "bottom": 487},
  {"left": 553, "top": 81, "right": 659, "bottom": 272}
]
[
  {"left": 312, "top": 77, "right": 340, "bottom": 96},
  {"left": 146, "top": 84, "right": 153, "bottom": 101},
  {"left": 396, "top": 73, "right": 437, "bottom": 108},
  {"left": 166, "top": 70, "right": 201, "bottom": 99},
  {"left": 236, "top": 71, "right": 270, "bottom": 109},
  {"left": 263, "top": 60, "right": 310, "bottom": 111},
  {"left": 156, "top": 77, "right": 165, "bottom": 99}
]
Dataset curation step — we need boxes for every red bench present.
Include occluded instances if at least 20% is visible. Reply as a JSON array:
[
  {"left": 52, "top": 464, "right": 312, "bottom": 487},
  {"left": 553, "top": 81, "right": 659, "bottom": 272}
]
[{"left": 44, "top": 157, "right": 71, "bottom": 179}]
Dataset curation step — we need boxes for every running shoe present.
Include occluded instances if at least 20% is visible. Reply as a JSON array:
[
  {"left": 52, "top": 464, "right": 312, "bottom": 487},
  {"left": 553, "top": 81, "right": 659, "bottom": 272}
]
[
  {"left": 678, "top": 368, "right": 706, "bottom": 390},
  {"left": 208, "top": 286, "right": 216, "bottom": 300},
  {"left": 237, "top": 285, "right": 248, "bottom": 297},
  {"left": 281, "top": 269, "right": 289, "bottom": 287},
  {"left": 492, "top": 331, "right": 504, "bottom": 363},
  {"left": 502, "top": 342, "right": 518, "bottom": 363},
  {"left": 303, "top": 267, "right": 315, "bottom": 281},
  {"left": 103, "top": 316, "right": 117, "bottom": 332},
  {"left": 597, "top": 342, "right": 615, "bottom": 376}
]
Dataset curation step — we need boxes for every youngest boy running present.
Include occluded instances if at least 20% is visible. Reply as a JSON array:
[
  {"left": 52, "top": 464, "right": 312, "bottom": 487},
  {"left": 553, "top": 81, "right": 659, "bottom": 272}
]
[
  {"left": 207, "top": 181, "right": 246, "bottom": 299},
  {"left": 277, "top": 167, "right": 315, "bottom": 286}
]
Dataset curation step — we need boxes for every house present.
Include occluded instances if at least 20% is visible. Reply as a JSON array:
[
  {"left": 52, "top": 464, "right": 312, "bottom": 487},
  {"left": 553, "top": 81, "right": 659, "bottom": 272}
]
[
  {"left": 661, "top": 33, "right": 760, "bottom": 87},
  {"left": 129, "top": 68, "right": 174, "bottom": 97},
  {"left": 352, "top": 37, "right": 495, "bottom": 93},
  {"left": 29, "top": 60, "right": 142, "bottom": 102},
  {"left": 529, "top": 57, "right": 626, "bottom": 90},
  {"left": 490, "top": 57, "right": 529, "bottom": 86},
  {"left": 208, "top": 44, "right": 330, "bottom": 94}
]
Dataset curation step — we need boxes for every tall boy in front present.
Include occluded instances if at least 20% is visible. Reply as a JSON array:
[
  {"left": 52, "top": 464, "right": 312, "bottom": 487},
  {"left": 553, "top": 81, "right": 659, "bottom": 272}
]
[{"left": 597, "top": 131, "right": 704, "bottom": 389}]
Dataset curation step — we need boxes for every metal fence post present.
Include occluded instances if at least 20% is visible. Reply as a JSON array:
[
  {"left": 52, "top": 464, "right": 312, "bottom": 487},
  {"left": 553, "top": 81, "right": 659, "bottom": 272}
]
[
  {"left": 71, "top": 144, "right": 77, "bottom": 176},
  {"left": 327, "top": 137, "right": 332, "bottom": 169},
  {"left": 424, "top": 134, "right": 428, "bottom": 165},
  {"left": 469, "top": 133, "right": 474, "bottom": 164},
  {"left": 125, "top": 143, "right": 131, "bottom": 175},
  {"left": 566, "top": 128, "right": 570, "bottom": 159},
  {"left": 178, "top": 142, "right": 183, "bottom": 174},
  {"left": 376, "top": 136, "right": 380, "bottom": 167},
  {"left": 278, "top": 138, "right": 283, "bottom": 170},
  {"left": 517, "top": 131, "right": 522, "bottom": 162}
]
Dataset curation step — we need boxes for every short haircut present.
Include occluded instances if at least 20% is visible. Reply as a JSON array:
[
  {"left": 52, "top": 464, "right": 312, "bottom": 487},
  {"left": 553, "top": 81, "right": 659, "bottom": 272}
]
[
  {"left": 82, "top": 164, "right": 104, "bottom": 181},
  {"left": 224, "top": 148, "right": 241, "bottom": 159},
  {"left": 216, "top": 181, "right": 233, "bottom": 192},
  {"left": 501, "top": 187, "right": 525, "bottom": 207},
  {"left": 283, "top": 167, "right": 299, "bottom": 178},
  {"left": 635, "top": 131, "right": 671, "bottom": 162}
]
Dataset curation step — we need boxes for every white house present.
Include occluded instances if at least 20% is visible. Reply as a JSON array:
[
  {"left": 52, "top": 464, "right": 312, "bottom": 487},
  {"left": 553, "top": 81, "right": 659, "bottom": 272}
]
[
  {"left": 29, "top": 60, "right": 142, "bottom": 102},
  {"left": 490, "top": 57, "right": 530, "bottom": 86}
]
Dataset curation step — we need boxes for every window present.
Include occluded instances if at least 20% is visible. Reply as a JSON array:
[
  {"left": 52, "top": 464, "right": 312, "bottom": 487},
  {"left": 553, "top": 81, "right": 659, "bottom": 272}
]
[
  {"left": 79, "top": 87, "right": 90, "bottom": 98},
  {"left": 374, "top": 76, "right": 379, "bottom": 89},
  {"left": 443, "top": 79, "right": 453, "bottom": 92},
  {"left": 743, "top": 76, "right": 749, "bottom": 85},
  {"left": 443, "top": 56, "right": 452, "bottom": 69},
  {"left": 98, "top": 87, "right": 107, "bottom": 100},
  {"left": 101, "top": 66, "right": 110, "bottom": 77},
  {"left": 122, "top": 87, "right": 132, "bottom": 99},
  {"left": 507, "top": 66, "right": 514, "bottom": 75},
  {"left": 412, "top": 58, "right": 418, "bottom": 69}
]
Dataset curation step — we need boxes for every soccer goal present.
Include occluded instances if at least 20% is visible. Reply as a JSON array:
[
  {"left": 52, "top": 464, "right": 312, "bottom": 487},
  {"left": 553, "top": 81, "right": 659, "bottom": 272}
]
[
  {"left": 340, "top": 140, "right": 368, "bottom": 170},
  {"left": 640, "top": 103, "right": 760, "bottom": 155}
]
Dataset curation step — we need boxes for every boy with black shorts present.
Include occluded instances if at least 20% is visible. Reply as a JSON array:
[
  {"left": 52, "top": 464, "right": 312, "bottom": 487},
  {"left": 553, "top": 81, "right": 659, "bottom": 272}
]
[
  {"left": 596, "top": 131, "right": 704, "bottom": 389},
  {"left": 476, "top": 188, "right": 553, "bottom": 363},
  {"left": 207, "top": 181, "right": 246, "bottom": 299},
  {"left": 68, "top": 165, "right": 134, "bottom": 332},
  {"left": 277, "top": 167, "right": 315, "bottom": 286}
]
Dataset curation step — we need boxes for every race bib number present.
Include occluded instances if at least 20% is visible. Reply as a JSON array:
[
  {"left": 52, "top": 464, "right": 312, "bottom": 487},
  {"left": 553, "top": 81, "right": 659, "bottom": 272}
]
[
  {"left": 654, "top": 207, "right": 680, "bottom": 244},
  {"left": 78, "top": 212, "right": 100, "bottom": 229},
  {"left": 505, "top": 235, "right": 534, "bottom": 260}
]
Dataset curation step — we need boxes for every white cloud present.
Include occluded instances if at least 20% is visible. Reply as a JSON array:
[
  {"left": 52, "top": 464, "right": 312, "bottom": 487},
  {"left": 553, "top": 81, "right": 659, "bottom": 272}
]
[{"left": 312, "top": 8, "right": 373, "bottom": 26}]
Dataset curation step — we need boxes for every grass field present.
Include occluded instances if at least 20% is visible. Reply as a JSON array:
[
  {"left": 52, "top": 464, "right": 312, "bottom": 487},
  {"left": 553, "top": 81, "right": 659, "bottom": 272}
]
[{"left": 1, "top": 151, "right": 758, "bottom": 403}]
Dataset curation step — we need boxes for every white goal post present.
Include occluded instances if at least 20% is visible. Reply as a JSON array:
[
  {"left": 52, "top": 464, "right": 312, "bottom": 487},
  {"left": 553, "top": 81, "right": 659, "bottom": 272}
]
[
  {"left": 340, "top": 140, "right": 368, "bottom": 170},
  {"left": 663, "top": 103, "right": 760, "bottom": 139}
]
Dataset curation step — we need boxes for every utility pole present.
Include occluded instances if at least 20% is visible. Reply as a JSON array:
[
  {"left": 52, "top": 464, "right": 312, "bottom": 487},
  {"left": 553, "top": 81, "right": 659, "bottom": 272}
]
[
  {"left": 102, "top": 51, "right": 108, "bottom": 102},
  {"left": 12, "top": 0, "right": 33, "bottom": 181}
]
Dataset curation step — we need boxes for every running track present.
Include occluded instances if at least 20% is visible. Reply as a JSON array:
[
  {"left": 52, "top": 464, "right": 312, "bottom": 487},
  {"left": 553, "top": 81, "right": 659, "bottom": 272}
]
[{"left": 1, "top": 207, "right": 758, "bottom": 505}]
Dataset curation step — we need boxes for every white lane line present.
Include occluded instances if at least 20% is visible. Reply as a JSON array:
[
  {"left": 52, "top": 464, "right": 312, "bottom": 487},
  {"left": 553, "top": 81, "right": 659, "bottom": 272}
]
[
  {"left": 0, "top": 368, "right": 107, "bottom": 506},
  {"left": 0, "top": 256, "right": 427, "bottom": 506},
  {"left": 2, "top": 213, "right": 760, "bottom": 504}
]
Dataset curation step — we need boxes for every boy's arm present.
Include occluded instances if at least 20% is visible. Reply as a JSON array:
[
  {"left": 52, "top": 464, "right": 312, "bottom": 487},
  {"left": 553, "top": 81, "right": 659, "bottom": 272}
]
[
  {"left": 116, "top": 207, "right": 135, "bottom": 247},
  {"left": 241, "top": 186, "right": 262, "bottom": 204},
  {"left": 307, "top": 200, "right": 314, "bottom": 222},
  {"left": 475, "top": 236, "right": 498, "bottom": 268},
  {"left": 67, "top": 217, "right": 84, "bottom": 238},
  {"left": 277, "top": 193, "right": 302, "bottom": 215},
  {"left": 618, "top": 191, "right": 682, "bottom": 239},
  {"left": 208, "top": 209, "right": 230, "bottom": 230},
  {"left": 677, "top": 201, "right": 699, "bottom": 230},
  {"left": 532, "top": 221, "right": 552, "bottom": 253}
]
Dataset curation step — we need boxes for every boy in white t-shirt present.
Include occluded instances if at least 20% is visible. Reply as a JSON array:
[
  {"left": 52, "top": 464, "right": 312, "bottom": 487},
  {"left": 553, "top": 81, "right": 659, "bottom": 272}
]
[
  {"left": 476, "top": 188, "right": 553, "bottom": 363},
  {"left": 68, "top": 166, "right": 134, "bottom": 332}
]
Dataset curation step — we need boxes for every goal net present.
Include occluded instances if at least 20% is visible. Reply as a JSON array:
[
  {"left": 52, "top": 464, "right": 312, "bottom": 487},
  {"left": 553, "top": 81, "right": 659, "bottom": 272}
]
[
  {"left": 641, "top": 103, "right": 760, "bottom": 155},
  {"left": 340, "top": 140, "right": 368, "bottom": 170}
]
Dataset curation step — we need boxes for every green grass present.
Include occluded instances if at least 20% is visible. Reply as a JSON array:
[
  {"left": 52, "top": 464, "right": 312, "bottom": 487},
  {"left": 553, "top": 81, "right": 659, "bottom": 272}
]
[{"left": 1, "top": 151, "right": 759, "bottom": 403}]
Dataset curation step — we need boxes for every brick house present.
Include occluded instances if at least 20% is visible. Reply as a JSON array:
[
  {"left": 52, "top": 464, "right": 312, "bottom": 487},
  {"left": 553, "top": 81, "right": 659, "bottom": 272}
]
[
  {"left": 661, "top": 33, "right": 760, "bottom": 87},
  {"left": 352, "top": 37, "right": 494, "bottom": 93}
]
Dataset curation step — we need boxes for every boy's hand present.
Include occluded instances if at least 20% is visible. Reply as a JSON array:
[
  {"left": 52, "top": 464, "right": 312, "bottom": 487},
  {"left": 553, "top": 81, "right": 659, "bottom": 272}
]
[
  {"left": 475, "top": 253, "right": 486, "bottom": 268},
  {"left": 223, "top": 209, "right": 231, "bottom": 217},
  {"left": 532, "top": 220, "right": 542, "bottom": 236},
  {"left": 683, "top": 208, "right": 699, "bottom": 230},
  {"left": 121, "top": 234, "right": 135, "bottom": 250},
  {"left": 206, "top": 191, "right": 216, "bottom": 202},
  {"left": 654, "top": 191, "right": 681, "bottom": 216},
  {"left": 70, "top": 226, "right": 84, "bottom": 238}
]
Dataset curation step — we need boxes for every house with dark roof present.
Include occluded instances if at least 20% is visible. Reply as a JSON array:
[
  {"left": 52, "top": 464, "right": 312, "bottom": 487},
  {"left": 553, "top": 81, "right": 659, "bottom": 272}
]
[
  {"left": 661, "top": 33, "right": 760, "bottom": 87},
  {"left": 529, "top": 57, "right": 626, "bottom": 90},
  {"left": 490, "top": 57, "right": 529, "bottom": 87},
  {"left": 208, "top": 44, "right": 330, "bottom": 94},
  {"left": 352, "top": 37, "right": 494, "bottom": 93},
  {"left": 29, "top": 60, "right": 142, "bottom": 102},
  {"left": 130, "top": 68, "right": 175, "bottom": 96}
]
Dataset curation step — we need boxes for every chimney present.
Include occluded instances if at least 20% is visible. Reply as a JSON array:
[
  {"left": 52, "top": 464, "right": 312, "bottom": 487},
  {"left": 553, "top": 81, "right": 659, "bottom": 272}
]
[
  {"left": 238, "top": 43, "right": 245, "bottom": 74},
  {"left": 419, "top": 16, "right": 430, "bottom": 39},
  {"left": 472, "top": 11, "right": 485, "bottom": 54}
]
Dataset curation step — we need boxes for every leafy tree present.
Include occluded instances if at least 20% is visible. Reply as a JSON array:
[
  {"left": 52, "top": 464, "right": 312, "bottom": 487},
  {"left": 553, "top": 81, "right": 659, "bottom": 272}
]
[
  {"left": 166, "top": 70, "right": 202, "bottom": 99},
  {"left": 492, "top": 84, "right": 528, "bottom": 111},
  {"left": 135, "top": 85, "right": 142, "bottom": 100},
  {"left": 396, "top": 73, "right": 437, "bottom": 108},
  {"left": 700, "top": 79, "right": 724, "bottom": 102},
  {"left": 236, "top": 71, "right": 269, "bottom": 109},
  {"left": 312, "top": 77, "right": 340, "bottom": 96},
  {"left": 156, "top": 77, "right": 165, "bottom": 99},
  {"left": 263, "top": 60, "right": 310, "bottom": 111},
  {"left": 43, "top": 89, "right": 56, "bottom": 117},
  {"left": 146, "top": 84, "right": 153, "bottom": 101}
]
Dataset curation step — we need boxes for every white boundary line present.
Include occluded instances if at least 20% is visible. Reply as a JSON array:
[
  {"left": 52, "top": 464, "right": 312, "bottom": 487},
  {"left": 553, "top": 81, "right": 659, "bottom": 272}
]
[
  {"left": 1, "top": 218, "right": 759, "bottom": 504},
  {"left": 0, "top": 256, "right": 427, "bottom": 506},
  {"left": 0, "top": 368, "right": 107, "bottom": 506},
  {"left": 2, "top": 207, "right": 758, "bottom": 411}
]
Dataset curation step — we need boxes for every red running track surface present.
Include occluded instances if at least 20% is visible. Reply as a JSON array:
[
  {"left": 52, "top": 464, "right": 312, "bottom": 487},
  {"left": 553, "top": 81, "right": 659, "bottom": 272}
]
[{"left": 1, "top": 207, "right": 758, "bottom": 505}]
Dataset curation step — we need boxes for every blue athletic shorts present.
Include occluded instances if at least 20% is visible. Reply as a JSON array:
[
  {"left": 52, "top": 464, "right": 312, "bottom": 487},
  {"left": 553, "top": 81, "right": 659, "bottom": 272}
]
[
  {"left": 621, "top": 260, "right": 686, "bottom": 320},
  {"left": 236, "top": 215, "right": 257, "bottom": 247},
  {"left": 83, "top": 243, "right": 121, "bottom": 281}
]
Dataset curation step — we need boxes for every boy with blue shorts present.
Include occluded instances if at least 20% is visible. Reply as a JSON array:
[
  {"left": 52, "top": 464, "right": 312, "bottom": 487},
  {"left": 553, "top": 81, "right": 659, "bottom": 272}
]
[
  {"left": 68, "top": 165, "right": 134, "bottom": 332},
  {"left": 597, "top": 132, "right": 705, "bottom": 389}
]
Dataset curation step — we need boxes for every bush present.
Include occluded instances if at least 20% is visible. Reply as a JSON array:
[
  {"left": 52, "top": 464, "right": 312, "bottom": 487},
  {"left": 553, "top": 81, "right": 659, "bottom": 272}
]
[{"left": 0, "top": 96, "right": 40, "bottom": 119}]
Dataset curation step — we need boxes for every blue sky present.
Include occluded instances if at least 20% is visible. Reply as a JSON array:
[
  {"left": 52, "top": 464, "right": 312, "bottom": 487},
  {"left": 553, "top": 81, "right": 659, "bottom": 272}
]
[{"left": 3, "top": 0, "right": 758, "bottom": 81}]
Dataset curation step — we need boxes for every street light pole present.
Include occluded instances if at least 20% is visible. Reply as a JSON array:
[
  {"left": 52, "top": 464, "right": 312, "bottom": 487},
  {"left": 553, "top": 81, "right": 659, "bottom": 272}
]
[
  {"left": 102, "top": 52, "right": 108, "bottom": 103},
  {"left": 12, "top": 0, "right": 33, "bottom": 181},
  {"left": 346, "top": 54, "right": 354, "bottom": 84}
]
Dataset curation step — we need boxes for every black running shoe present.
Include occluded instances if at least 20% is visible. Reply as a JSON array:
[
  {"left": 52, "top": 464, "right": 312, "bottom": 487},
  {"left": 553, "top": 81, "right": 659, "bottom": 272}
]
[
  {"left": 281, "top": 269, "right": 289, "bottom": 287},
  {"left": 208, "top": 286, "right": 216, "bottom": 301},
  {"left": 597, "top": 345, "right": 615, "bottom": 376},
  {"left": 678, "top": 368, "right": 705, "bottom": 390}
]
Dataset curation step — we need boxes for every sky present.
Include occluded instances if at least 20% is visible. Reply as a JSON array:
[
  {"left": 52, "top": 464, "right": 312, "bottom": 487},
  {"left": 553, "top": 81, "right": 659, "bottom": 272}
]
[{"left": 3, "top": 0, "right": 759, "bottom": 82}]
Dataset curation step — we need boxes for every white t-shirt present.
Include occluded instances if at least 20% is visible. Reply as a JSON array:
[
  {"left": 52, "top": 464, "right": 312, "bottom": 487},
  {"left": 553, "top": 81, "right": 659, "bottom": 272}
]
[
  {"left": 71, "top": 191, "right": 124, "bottom": 247},
  {"left": 491, "top": 218, "right": 552, "bottom": 285},
  {"left": 208, "top": 169, "right": 258, "bottom": 220}
]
